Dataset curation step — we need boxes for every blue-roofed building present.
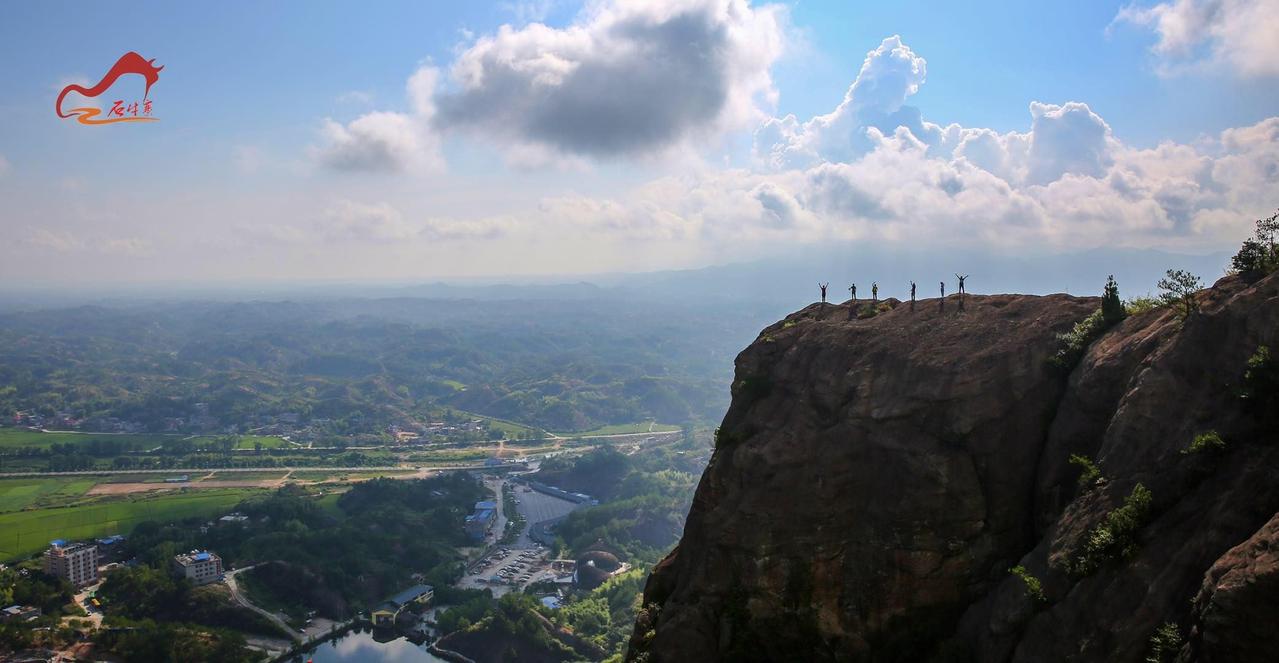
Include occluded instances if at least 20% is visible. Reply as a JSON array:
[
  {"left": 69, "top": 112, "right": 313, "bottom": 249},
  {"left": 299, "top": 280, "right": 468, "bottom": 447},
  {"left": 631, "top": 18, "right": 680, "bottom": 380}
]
[
  {"left": 173, "top": 550, "right": 223, "bottom": 585},
  {"left": 465, "top": 507, "right": 497, "bottom": 540},
  {"left": 475, "top": 500, "right": 497, "bottom": 510}
]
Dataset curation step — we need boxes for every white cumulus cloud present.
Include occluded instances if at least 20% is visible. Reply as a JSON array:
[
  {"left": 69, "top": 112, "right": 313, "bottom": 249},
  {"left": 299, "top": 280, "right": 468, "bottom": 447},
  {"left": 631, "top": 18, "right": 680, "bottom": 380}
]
[
  {"left": 314, "top": 0, "right": 787, "bottom": 170},
  {"left": 578, "top": 35, "right": 1279, "bottom": 254},
  {"left": 1113, "top": 0, "right": 1279, "bottom": 76},
  {"left": 313, "top": 67, "right": 443, "bottom": 173},
  {"left": 433, "top": 0, "right": 786, "bottom": 160}
]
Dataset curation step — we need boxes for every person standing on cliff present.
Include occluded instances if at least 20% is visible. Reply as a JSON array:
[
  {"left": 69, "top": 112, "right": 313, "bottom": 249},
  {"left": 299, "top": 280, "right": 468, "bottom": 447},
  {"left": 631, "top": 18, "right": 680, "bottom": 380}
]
[
  {"left": 872, "top": 282, "right": 879, "bottom": 303},
  {"left": 819, "top": 282, "right": 828, "bottom": 304},
  {"left": 940, "top": 281, "right": 946, "bottom": 311},
  {"left": 956, "top": 274, "right": 968, "bottom": 310},
  {"left": 849, "top": 283, "right": 857, "bottom": 302},
  {"left": 848, "top": 284, "right": 858, "bottom": 319},
  {"left": 910, "top": 281, "right": 916, "bottom": 310}
]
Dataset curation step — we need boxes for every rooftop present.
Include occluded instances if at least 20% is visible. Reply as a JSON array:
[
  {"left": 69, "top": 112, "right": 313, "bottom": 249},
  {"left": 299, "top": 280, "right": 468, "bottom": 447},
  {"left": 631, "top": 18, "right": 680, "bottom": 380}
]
[
  {"left": 174, "top": 550, "right": 220, "bottom": 566},
  {"left": 466, "top": 508, "right": 495, "bottom": 522},
  {"left": 388, "top": 584, "right": 434, "bottom": 607},
  {"left": 48, "top": 541, "right": 94, "bottom": 554}
]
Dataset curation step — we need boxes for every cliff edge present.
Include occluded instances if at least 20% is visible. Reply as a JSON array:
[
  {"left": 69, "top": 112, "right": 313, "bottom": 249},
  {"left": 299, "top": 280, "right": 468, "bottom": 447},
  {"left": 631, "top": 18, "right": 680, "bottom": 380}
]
[{"left": 628, "top": 272, "right": 1279, "bottom": 662}]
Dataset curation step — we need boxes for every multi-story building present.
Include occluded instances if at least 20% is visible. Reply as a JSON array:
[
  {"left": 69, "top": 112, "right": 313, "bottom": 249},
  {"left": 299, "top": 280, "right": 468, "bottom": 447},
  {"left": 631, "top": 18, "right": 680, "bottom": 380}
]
[
  {"left": 42, "top": 540, "right": 99, "bottom": 586},
  {"left": 464, "top": 500, "right": 498, "bottom": 540},
  {"left": 172, "top": 550, "right": 224, "bottom": 586}
]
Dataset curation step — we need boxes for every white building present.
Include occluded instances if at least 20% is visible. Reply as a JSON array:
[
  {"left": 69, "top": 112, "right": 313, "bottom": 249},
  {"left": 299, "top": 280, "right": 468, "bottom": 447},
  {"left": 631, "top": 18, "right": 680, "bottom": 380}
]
[
  {"left": 172, "top": 550, "right": 224, "bottom": 586},
  {"left": 43, "top": 541, "right": 99, "bottom": 587}
]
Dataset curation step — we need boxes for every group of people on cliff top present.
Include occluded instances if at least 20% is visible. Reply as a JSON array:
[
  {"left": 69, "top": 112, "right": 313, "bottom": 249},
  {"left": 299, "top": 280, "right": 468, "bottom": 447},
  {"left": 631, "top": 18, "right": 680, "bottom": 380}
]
[{"left": 819, "top": 274, "right": 968, "bottom": 307}]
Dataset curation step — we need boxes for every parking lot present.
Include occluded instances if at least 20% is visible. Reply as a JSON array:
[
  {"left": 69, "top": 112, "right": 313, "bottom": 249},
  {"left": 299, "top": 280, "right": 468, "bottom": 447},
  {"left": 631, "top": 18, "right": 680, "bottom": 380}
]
[
  {"left": 456, "top": 544, "right": 559, "bottom": 596},
  {"left": 510, "top": 484, "right": 581, "bottom": 547},
  {"left": 453, "top": 482, "right": 583, "bottom": 595}
]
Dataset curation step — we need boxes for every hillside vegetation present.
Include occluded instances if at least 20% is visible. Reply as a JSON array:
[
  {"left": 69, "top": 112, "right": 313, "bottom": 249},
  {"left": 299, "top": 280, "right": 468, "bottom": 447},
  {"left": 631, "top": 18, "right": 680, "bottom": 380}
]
[{"left": 0, "top": 296, "right": 765, "bottom": 434}]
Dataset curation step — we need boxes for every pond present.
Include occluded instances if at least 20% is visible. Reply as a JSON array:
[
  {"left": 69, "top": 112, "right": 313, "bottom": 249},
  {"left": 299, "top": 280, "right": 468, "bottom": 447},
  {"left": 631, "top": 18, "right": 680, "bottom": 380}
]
[{"left": 287, "top": 628, "right": 449, "bottom": 663}]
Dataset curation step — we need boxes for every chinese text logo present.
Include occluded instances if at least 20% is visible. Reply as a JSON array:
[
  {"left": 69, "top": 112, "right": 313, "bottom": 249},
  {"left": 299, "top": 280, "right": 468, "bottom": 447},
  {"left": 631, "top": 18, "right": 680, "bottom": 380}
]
[{"left": 56, "top": 52, "right": 162, "bottom": 125}]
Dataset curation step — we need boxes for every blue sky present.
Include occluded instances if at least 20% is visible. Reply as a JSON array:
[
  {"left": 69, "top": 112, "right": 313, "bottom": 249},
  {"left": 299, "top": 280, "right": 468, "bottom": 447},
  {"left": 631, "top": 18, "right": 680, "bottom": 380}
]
[{"left": 1, "top": 0, "right": 1276, "bottom": 285}]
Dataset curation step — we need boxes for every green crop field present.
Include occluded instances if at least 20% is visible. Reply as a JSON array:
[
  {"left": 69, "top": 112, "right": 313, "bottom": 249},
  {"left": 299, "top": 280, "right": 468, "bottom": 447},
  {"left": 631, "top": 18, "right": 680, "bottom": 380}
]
[
  {"left": 0, "top": 430, "right": 294, "bottom": 452},
  {"left": 0, "top": 488, "right": 261, "bottom": 561},
  {"left": 231, "top": 435, "right": 293, "bottom": 450},
  {"left": 202, "top": 470, "right": 291, "bottom": 481},
  {"left": 556, "top": 422, "right": 682, "bottom": 437},
  {"left": 457, "top": 411, "right": 542, "bottom": 438},
  {"left": 288, "top": 469, "right": 416, "bottom": 482},
  {"left": 0, "top": 478, "right": 97, "bottom": 513},
  {"left": 0, "top": 429, "right": 181, "bottom": 451}
]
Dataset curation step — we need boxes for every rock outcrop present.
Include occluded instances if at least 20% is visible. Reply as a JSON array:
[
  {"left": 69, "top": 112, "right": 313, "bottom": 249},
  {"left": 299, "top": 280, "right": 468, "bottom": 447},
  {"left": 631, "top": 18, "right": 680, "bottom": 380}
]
[{"left": 628, "top": 273, "right": 1279, "bottom": 662}]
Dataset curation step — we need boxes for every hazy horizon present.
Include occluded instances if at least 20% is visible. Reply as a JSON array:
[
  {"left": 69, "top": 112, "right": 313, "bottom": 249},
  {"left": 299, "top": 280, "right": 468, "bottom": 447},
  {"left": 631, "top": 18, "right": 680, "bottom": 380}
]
[{"left": 3, "top": 0, "right": 1276, "bottom": 288}]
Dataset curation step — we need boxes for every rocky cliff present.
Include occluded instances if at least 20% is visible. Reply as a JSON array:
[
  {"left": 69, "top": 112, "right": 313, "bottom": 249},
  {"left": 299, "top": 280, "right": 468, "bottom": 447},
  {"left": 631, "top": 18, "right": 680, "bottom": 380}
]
[{"left": 628, "top": 272, "right": 1279, "bottom": 662}]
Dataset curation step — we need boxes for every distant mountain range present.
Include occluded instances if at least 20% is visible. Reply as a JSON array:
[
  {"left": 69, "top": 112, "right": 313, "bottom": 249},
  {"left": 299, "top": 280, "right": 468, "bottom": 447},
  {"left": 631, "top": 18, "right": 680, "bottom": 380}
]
[{"left": 0, "top": 246, "right": 1231, "bottom": 318}]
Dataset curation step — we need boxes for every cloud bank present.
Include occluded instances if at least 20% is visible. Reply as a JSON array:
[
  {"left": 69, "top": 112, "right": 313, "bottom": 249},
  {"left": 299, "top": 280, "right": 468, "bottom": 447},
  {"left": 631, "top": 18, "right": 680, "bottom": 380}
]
[
  {"left": 305, "top": 6, "right": 1275, "bottom": 264},
  {"left": 555, "top": 34, "right": 1277, "bottom": 253}
]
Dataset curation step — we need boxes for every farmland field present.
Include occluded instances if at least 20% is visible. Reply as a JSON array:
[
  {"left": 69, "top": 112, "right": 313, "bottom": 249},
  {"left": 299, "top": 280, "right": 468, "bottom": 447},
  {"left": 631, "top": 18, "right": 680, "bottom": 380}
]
[
  {"left": 287, "top": 469, "right": 417, "bottom": 482},
  {"left": 0, "top": 430, "right": 294, "bottom": 452},
  {"left": 201, "top": 470, "right": 292, "bottom": 481},
  {"left": 0, "top": 488, "right": 262, "bottom": 561},
  {"left": 0, "top": 477, "right": 97, "bottom": 512},
  {"left": 556, "top": 422, "right": 682, "bottom": 437},
  {"left": 460, "top": 411, "right": 543, "bottom": 438},
  {"left": 0, "top": 429, "right": 181, "bottom": 451},
  {"left": 228, "top": 435, "right": 293, "bottom": 450}
]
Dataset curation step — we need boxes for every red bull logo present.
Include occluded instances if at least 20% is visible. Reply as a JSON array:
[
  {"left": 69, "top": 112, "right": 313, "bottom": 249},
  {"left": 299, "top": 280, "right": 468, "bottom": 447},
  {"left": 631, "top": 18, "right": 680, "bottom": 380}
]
[{"left": 55, "top": 51, "right": 162, "bottom": 125}]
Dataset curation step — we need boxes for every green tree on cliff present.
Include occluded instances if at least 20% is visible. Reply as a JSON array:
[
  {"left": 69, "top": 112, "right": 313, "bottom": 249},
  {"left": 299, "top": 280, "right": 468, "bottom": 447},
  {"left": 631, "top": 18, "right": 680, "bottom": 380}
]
[
  {"left": 1101, "top": 275, "right": 1126, "bottom": 327},
  {"left": 1231, "top": 209, "right": 1279, "bottom": 277},
  {"left": 1157, "top": 270, "right": 1202, "bottom": 321}
]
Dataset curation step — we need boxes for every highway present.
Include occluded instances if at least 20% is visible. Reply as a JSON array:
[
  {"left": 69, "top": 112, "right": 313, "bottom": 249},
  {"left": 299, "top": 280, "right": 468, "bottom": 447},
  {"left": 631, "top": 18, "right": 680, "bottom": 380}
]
[
  {"left": 0, "top": 429, "right": 680, "bottom": 478},
  {"left": 0, "top": 464, "right": 491, "bottom": 479}
]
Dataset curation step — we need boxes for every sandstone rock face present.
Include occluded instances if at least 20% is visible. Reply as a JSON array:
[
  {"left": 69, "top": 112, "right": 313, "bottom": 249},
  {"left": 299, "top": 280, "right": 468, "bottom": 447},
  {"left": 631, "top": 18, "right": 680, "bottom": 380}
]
[
  {"left": 1186, "top": 512, "right": 1279, "bottom": 663},
  {"left": 629, "top": 273, "right": 1279, "bottom": 663}
]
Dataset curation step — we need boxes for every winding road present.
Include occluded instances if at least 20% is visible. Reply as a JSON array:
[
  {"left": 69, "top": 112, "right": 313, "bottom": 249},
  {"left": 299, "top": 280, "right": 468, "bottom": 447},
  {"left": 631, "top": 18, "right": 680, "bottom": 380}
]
[{"left": 224, "top": 565, "right": 303, "bottom": 644}]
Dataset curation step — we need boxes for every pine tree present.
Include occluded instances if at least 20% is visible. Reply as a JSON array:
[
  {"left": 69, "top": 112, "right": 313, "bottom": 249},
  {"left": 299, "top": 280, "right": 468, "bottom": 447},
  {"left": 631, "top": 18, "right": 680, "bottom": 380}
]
[{"left": 1101, "top": 275, "right": 1126, "bottom": 326}]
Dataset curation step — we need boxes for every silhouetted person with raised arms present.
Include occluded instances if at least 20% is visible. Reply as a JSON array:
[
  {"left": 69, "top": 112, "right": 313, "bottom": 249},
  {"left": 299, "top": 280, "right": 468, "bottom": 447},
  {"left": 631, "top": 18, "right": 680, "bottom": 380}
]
[
  {"left": 956, "top": 274, "right": 968, "bottom": 310},
  {"left": 819, "top": 282, "right": 828, "bottom": 304},
  {"left": 910, "top": 281, "right": 916, "bottom": 310}
]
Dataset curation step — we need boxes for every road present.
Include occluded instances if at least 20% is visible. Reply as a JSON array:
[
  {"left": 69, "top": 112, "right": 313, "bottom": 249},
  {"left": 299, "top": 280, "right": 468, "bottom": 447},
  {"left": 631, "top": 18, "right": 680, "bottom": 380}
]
[
  {"left": 0, "top": 430, "right": 679, "bottom": 479},
  {"left": 63, "top": 581, "right": 104, "bottom": 629},
  {"left": 0, "top": 464, "right": 491, "bottom": 478},
  {"left": 224, "top": 565, "right": 303, "bottom": 644}
]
